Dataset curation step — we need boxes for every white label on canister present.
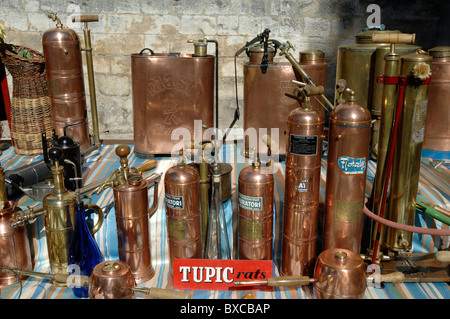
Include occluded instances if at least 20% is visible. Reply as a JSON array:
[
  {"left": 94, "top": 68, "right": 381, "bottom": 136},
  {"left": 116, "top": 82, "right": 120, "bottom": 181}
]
[
  {"left": 238, "top": 193, "right": 263, "bottom": 211},
  {"left": 165, "top": 194, "right": 184, "bottom": 210}
]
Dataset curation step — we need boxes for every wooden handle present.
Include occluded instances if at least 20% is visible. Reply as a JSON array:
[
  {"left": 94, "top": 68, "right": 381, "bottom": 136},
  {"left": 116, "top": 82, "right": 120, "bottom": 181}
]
[
  {"left": 136, "top": 160, "right": 157, "bottom": 173},
  {"left": 371, "top": 33, "right": 415, "bottom": 45},
  {"left": 267, "top": 276, "right": 311, "bottom": 287},
  {"left": 137, "top": 287, "right": 191, "bottom": 299},
  {"left": 436, "top": 251, "right": 450, "bottom": 263},
  {"left": 380, "top": 272, "right": 405, "bottom": 284},
  {"left": 72, "top": 15, "right": 99, "bottom": 23}
]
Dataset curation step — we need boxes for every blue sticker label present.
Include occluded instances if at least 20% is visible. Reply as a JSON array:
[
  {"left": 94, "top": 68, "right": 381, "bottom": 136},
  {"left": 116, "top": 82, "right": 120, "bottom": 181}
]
[
  {"left": 338, "top": 156, "right": 366, "bottom": 175},
  {"left": 295, "top": 178, "right": 309, "bottom": 193},
  {"left": 165, "top": 194, "right": 184, "bottom": 210},
  {"left": 238, "top": 193, "right": 263, "bottom": 211}
]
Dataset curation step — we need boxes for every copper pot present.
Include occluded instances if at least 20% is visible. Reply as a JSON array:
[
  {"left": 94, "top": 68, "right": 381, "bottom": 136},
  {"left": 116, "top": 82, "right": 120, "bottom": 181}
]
[
  {"left": 89, "top": 260, "right": 135, "bottom": 299},
  {"left": 313, "top": 248, "right": 366, "bottom": 299}
]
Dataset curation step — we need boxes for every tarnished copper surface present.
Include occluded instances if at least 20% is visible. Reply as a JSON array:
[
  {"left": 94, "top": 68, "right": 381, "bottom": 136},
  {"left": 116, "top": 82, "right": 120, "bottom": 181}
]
[
  {"left": 113, "top": 174, "right": 159, "bottom": 283},
  {"left": 423, "top": 47, "right": 450, "bottom": 154},
  {"left": 132, "top": 53, "right": 214, "bottom": 157},
  {"left": 299, "top": 50, "right": 327, "bottom": 117},
  {"left": 385, "top": 52, "right": 432, "bottom": 252},
  {"left": 89, "top": 260, "right": 135, "bottom": 299},
  {"left": 244, "top": 46, "right": 299, "bottom": 156},
  {"left": 313, "top": 248, "right": 366, "bottom": 299},
  {"left": 238, "top": 162, "right": 274, "bottom": 260},
  {"left": 164, "top": 163, "right": 202, "bottom": 275},
  {"left": 42, "top": 25, "right": 90, "bottom": 150},
  {"left": 281, "top": 101, "right": 324, "bottom": 276},
  {"left": 324, "top": 94, "right": 371, "bottom": 253},
  {"left": 0, "top": 201, "right": 32, "bottom": 287}
]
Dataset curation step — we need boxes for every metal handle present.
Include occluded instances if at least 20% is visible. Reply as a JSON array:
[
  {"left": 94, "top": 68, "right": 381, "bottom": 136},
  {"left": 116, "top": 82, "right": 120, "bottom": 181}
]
[
  {"left": 139, "top": 48, "right": 155, "bottom": 56},
  {"left": 132, "top": 287, "right": 191, "bottom": 299},
  {"left": 84, "top": 203, "right": 104, "bottom": 235},
  {"left": 146, "top": 173, "right": 161, "bottom": 219}
]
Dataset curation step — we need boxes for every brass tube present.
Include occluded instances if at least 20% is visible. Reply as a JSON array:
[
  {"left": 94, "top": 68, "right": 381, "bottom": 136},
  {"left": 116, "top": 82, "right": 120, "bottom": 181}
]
[{"left": 200, "top": 160, "right": 209, "bottom": 251}]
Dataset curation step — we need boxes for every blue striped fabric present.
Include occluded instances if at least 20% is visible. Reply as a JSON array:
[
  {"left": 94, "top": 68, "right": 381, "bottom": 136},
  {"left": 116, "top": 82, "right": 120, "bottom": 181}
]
[{"left": 1, "top": 143, "right": 448, "bottom": 299}]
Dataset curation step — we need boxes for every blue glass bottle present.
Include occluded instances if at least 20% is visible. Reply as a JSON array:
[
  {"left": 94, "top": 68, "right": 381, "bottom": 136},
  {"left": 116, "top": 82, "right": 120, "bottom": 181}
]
[{"left": 68, "top": 198, "right": 103, "bottom": 298}]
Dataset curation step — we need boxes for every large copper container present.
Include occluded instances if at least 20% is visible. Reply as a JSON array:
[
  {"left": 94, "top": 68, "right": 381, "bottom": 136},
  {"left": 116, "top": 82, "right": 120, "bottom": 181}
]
[
  {"left": 0, "top": 201, "right": 32, "bottom": 287},
  {"left": 89, "top": 260, "right": 135, "bottom": 299},
  {"left": 299, "top": 50, "right": 327, "bottom": 117},
  {"left": 313, "top": 248, "right": 366, "bottom": 299},
  {"left": 324, "top": 91, "right": 371, "bottom": 253},
  {"left": 164, "top": 162, "right": 202, "bottom": 275},
  {"left": 281, "top": 98, "right": 324, "bottom": 276},
  {"left": 243, "top": 44, "right": 299, "bottom": 156},
  {"left": 113, "top": 173, "right": 159, "bottom": 283},
  {"left": 423, "top": 46, "right": 450, "bottom": 159},
  {"left": 132, "top": 51, "right": 214, "bottom": 157},
  {"left": 42, "top": 21, "right": 90, "bottom": 151},
  {"left": 385, "top": 52, "right": 432, "bottom": 252},
  {"left": 238, "top": 159, "right": 274, "bottom": 260}
]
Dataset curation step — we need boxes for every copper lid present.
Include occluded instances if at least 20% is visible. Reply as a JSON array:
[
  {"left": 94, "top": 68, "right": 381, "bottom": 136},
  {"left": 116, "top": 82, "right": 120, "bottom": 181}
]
[
  {"left": 238, "top": 164, "right": 274, "bottom": 185},
  {"left": 428, "top": 46, "right": 450, "bottom": 58},
  {"left": 164, "top": 164, "right": 199, "bottom": 185},
  {"left": 299, "top": 50, "right": 325, "bottom": 63}
]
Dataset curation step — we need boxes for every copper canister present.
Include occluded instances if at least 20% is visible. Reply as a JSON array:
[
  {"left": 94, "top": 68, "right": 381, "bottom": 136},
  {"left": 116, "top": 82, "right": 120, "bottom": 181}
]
[
  {"left": 423, "top": 46, "right": 450, "bottom": 159},
  {"left": 238, "top": 159, "right": 274, "bottom": 260},
  {"left": 42, "top": 21, "right": 90, "bottom": 151},
  {"left": 132, "top": 51, "right": 214, "bottom": 157},
  {"left": 281, "top": 98, "right": 324, "bottom": 276},
  {"left": 164, "top": 162, "right": 202, "bottom": 275},
  {"left": 299, "top": 50, "right": 327, "bottom": 117},
  {"left": 385, "top": 52, "right": 432, "bottom": 252},
  {"left": 113, "top": 173, "right": 159, "bottom": 283},
  {"left": 0, "top": 201, "right": 32, "bottom": 287},
  {"left": 324, "top": 90, "right": 371, "bottom": 254},
  {"left": 313, "top": 248, "right": 366, "bottom": 299},
  {"left": 89, "top": 260, "right": 135, "bottom": 299},
  {"left": 244, "top": 44, "right": 299, "bottom": 156}
]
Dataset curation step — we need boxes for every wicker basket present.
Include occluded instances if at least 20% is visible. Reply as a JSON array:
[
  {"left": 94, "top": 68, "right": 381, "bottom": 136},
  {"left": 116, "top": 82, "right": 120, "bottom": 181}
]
[{"left": 1, "top": 45, "right": 54, "bottom": 155}]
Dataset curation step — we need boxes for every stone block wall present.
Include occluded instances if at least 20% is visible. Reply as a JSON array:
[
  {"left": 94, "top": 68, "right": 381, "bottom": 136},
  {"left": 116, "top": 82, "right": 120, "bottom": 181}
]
[{"left": 0, "top": 0, "right": 447, "bottom": 140}]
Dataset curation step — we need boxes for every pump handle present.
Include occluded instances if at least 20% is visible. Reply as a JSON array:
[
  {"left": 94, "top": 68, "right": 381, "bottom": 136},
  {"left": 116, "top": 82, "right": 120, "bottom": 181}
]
[
  {"left": 72, "top": 15, "right": 99, "bottom": 23},
  {"left": 371, "top": 33, "right": 415, "bottom": 45},
  {"left": 116, "top": 144, "right": 130, "bottom": 167},
  {"left": 48, "top": 147, "right": 64, "bottom": 162}
]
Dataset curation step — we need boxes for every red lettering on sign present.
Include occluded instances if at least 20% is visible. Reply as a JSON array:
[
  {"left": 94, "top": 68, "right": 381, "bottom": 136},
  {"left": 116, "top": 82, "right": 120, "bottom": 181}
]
[{"left": 173, "top": 259, "right": 273, "bottom": 291}]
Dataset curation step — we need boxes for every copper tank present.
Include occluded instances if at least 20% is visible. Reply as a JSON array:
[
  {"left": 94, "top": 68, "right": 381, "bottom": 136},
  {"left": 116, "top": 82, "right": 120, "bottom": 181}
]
[
  {"left": 281, "top": 96, "right": 324, "bottom": 277},
  {"left": 164, "top": 161, "right": 202, "bottom": 275},
  {"left": 132, "top": 50, "right": 214, "bottom": 157},
  {"left": 237, "top": 157, "right": 274, "bottom": 260},
  {"left": 42, "top": 17, "right": 90, "bottom": 151},
  {"left": 243, "top": 44, "right": 299, "bottom": 157},
  {"left": 299, "top": 50, "right": 327, "bottom": 117},
  {"left": 113, "top": 171, "right": 160, "bottom": 283},
  {"left": 313, "top": 248, "right": 366, "bottom": 299},
  {"left": 423, "top": 46, "right": 450, "bottom": 159},
  {"left": 385, "top": 52, "right": 432, "bottom": 252},
  {"left": 324, "top": 90, "right": 371, "bottom": 254},
  {"left": 89, "top": 260, "right": 135, "bottom": 299}
]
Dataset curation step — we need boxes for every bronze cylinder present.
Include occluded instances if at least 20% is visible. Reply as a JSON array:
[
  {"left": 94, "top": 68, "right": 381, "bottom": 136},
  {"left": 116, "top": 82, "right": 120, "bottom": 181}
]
[
  {"left": 42, "top": 25, "right": 90, "bottom": 151},
  {"left": 238, "top": 162, "right": 274, "bottom": 260},
  {"left": 131, "top": 52, "right": 214, "bottom": 157},
  {"left": 164, "top": 163, "right": 202, "bottom": 275},
  {"left": 113, "top": 174, "right": 158, "bottom": 283},
  {"left": 299, "top": 50, "right": 327, "bottom": 117},
  {"left": 313, "top": 248, "right": 366, "bottom": 299},
  {"left": 0, "top": 201, "right": 32, "bottom": 287},
  {"left": 423, "top": 47, "right": 450, "bottom": 159},
  {"left": 324, "top": 93, "right": 371, "bottom": 254},
  {"left": 89, "top": 260, "right": 135, "bottom": 299},
  {"left": 385, "top": 52, "right": 432, "bottom": 252},
  {"left": 281, "top": 101, "right": 324, "bottom": 276},
  {"left": 244, "top": 45, "right": 299, "bottom": 156}
]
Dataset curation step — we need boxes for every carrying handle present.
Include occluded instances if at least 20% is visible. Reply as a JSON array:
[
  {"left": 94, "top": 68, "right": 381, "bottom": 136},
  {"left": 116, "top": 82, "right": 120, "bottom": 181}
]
[
  {"left": 84, "top": 203, "right": 104, "bottom": 235},
  {"left": 139, "top": 48, "right": 155, "bottom": 56},
  {"left": 146, "top": 173, "right": 161, "bottom": 219}
]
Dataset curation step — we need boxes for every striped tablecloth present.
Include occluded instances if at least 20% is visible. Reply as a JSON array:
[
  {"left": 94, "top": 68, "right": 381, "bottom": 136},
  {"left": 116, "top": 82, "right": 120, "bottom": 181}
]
[{"left": 0, "top": 142, "right": 448, "bottom": 300}]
